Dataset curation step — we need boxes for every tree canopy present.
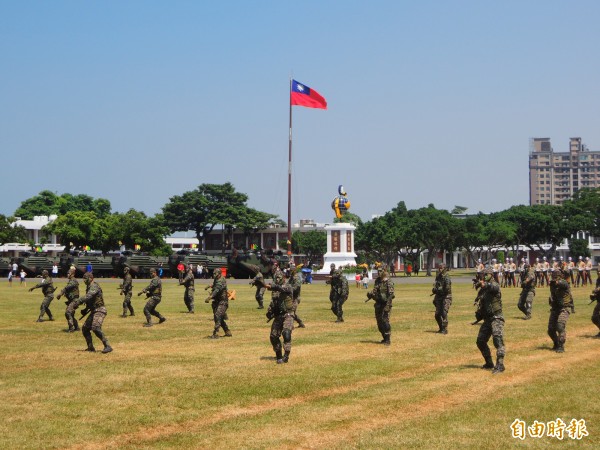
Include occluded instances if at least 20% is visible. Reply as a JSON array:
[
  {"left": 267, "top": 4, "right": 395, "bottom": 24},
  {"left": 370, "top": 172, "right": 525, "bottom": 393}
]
[
  {"left": 162, "top": 182, "right": 276, "bottom": 250},
  {"left": 14, "top": 190, "right": 111, "bottom": 219}
]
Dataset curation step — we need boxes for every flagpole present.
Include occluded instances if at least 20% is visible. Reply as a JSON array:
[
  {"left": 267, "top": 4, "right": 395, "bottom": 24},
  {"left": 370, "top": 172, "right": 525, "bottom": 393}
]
[{"left": 287, "top": 77, "right": 293, "bottom": 259}]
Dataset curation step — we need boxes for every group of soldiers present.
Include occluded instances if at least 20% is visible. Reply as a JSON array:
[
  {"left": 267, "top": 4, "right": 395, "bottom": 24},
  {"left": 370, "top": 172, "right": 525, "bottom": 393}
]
[
  {"left": 28, "top": 260, "right": 397, "bottom": 365},
  {"left": 475, "top": 255, "right": 595, "bottom": 289},
  {"left": 29, "top": 255, "right": 599, "bottom": 370}
]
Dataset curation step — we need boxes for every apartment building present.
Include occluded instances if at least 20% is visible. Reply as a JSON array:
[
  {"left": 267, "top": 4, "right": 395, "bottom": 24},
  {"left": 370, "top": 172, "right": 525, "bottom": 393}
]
[{"left": 529, "top": 137, "right": 600, "bottom": 205}]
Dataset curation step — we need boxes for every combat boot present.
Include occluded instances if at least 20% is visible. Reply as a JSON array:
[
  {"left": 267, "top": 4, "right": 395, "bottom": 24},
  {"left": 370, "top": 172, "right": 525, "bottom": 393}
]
[
  {"left": 297, "top": 321, "right": 306, "bottom": 328},
  {"left": 382, "top": 337, "right": 391, "bottom": 346},
  {"left": 336, "top": 316, "right": 344, "bottom": 323},
  {"left": 492, "top": 357, "right": 505, "bottom": 374},
  {"left": 210, "top": 333, "right": 219, "bottom": 339},
  {"left": 158, "top": 317, "right": 167, "bottom": 324},
  {"left": 85, "top": 346, "right": 96, "bottom": 352},
  {"left": 48, "top": 317, "right": 55, "bottom": 321},
  {"left": 143, "top": 322, "right": 153, "bottom": 327},
  {"left": 524, "top": 314, "right": 531, "bottom": 320},
  {"left": 102, "top": 344, "right": 113, "bottom": 354},
  {"left": 440, "top": 327, "right": 448, "bottom": 335},
  {"left": 555, "top": 344, "right": 564, "bottom": 353},
  {"left": 282, "top": 351, "right": 290, "bottom": 363},
  {"left": 36, "top": 318, "right": 44, "bottom": 322},
  {"left": 120, "top": 314, "right": 127, "bottom": 318},
  {"left": 224, "top": 330, "right": 232, "bottom": 337}
]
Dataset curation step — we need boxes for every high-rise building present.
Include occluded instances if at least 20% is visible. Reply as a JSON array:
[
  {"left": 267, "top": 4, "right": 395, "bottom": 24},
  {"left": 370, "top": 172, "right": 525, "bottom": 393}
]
[{"left": 529, "top": 137, "right": 600, "bottom": 205}]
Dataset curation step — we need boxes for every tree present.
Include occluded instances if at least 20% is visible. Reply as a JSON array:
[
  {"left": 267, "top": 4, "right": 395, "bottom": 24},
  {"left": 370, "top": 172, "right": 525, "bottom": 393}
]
[
  {"left": 333, "top": 212, "right": 363, "bottom": 227},
  {"left": 110, "top": 210, "right": 171, "bottom": 256},
  {"left": 14, "top": 191, "right": 112, "bottom": 219},
  {"left": 410, "top": 205, "right": 455, "bottom": 276},
  {"left": 568, "top": 238, "right": 591, "bottom": 259},
  {"left": 0, "top": 215, "right": 26, "bottom": 245},
  {"left": 162, "top": 182, "right": 277, "bottom": 251},
  {"left": 291, "top": 230, "right": 326, "bottom": 260},
  {"left": 43, "top": 211, "right": 99, "bottom": 252}
]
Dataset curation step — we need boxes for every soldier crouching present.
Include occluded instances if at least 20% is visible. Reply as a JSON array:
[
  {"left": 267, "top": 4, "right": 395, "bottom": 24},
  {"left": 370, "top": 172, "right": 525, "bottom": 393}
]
[{"left": 138, "top": 267, "right": 166, "bottom": 327}]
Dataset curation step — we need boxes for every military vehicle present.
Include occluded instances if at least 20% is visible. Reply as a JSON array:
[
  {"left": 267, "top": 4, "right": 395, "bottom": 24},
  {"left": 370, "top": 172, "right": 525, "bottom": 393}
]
[
  {"left": 168, "top": 251, "right": 227, "bottom": 277},
  {"left": 59, "top": 252, "right": 115, "bottom": 278},
  {"left": 113, "top": 252, "right": 170, "bottom": 278},
  {"left": 226, "top": 248, "right": 290, "bottom": 279},
  {"left": 16, "top": 253, "right": 59, "bottom": 277}
]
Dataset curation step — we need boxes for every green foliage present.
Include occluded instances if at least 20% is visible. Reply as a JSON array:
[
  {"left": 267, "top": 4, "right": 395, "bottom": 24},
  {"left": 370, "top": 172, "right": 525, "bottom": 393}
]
[
  {"left": 291, "top": 230, "right": 326, "bottom": 258},
  {"left": 14, "top": 190, "right": 111, "bottom": 219},
  {"left": 333, "top": 211, "right": 363, "bottom": 226},
  {"left": 162, "top": 182, "right": 276, "bottom": 250},
  {"left": 569, "top": 238, "right": 591, "bottom": 259},
  {"left": 0, "top": 215, "right": 26, "bottom": 245}
]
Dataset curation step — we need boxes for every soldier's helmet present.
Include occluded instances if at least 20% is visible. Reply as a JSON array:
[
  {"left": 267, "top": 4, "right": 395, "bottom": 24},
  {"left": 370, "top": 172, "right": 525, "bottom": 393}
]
[
  {"left": 213, "top": 268, "right": 222, "bottom": 279},
  {"left": 149, "top": 267, "right": 157, "bottom": 275},
  {"left": 484, "top": 267, "right": 493, "bottom": 275},
  {"left": 83, "top": 272, "right": 93, "bottom": 283},
  {"left": 42, "top": 269, "right": 49, "bottom": 276},
  {"left": 68, "top": 267, "right": 76, "bottom": 277},
  {"left": 123, "top": 265, "right": 130, "bottom": 273},
  {"left": 551, "top": 269, "right": 560, "bottom": 279},
  {"left": 437, "top": 263, "right": 447, "bottom": 273}
]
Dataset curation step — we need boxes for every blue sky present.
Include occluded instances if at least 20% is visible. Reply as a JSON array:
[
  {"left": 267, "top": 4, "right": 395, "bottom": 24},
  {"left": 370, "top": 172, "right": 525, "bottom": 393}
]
[{"left": 2, "top": 1, "right": 599, "bottom": 224}]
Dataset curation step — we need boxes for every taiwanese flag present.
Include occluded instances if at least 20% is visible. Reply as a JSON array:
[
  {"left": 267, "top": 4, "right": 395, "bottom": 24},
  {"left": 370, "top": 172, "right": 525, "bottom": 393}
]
[{"left": 291, "top": 80, "right": 327, "bottom": 109}]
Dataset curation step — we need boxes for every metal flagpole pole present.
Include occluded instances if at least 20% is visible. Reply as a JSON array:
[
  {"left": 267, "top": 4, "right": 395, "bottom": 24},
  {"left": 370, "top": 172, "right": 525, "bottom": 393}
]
[{"left": 287, "top": 77, "right": 293, "bottom": 259}]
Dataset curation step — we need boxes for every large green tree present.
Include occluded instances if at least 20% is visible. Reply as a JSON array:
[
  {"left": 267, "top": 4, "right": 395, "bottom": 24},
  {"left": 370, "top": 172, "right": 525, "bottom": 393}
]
[
  {"left": 0, "top": 215, "right": 26, "bottom": 245},
  {"left": 162, "top": 182, "right": 276, "bottom": 250},
  {"left": 291, "top": 230, "right": 326, "bottom": 260},
  {"left": 43, "top": 211, "right": 99, "bottom": 251},
  {"left": 14, "top": 190, "right": 111, "bottom": 219}
]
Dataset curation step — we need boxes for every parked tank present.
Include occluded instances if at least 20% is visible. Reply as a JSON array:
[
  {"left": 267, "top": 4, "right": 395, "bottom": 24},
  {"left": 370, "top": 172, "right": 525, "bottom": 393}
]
[
  {"left": 113, "top": 253, "right": 170, "bottom": 278},
  {"left": 18, "top": 253, "right": 60, "bottom": 277},
  {"left": 0, "top": 256, "right": 11, "bottom": 275},
  {"left": 226, "top": 249, "right": 290, "bottom": 279},
  {"left": 168, "top": 251, "right": 227, "bottom": 278}
]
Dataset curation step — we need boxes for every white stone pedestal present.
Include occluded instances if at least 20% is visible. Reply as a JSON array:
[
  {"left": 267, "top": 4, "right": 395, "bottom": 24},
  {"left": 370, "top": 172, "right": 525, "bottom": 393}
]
[{"left": 317, "top": 223, "right": 357, "bottom": 273}]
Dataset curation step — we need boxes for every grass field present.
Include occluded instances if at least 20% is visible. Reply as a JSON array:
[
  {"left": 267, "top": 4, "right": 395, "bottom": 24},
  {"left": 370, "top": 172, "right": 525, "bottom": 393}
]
[{"left": 1, "top": 275, "right": 598, "bottom": 449}]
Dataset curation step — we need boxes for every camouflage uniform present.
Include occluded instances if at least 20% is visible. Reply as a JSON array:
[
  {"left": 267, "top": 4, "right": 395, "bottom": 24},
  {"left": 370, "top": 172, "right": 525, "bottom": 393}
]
[
  {"left": 78, "top": 273, "right": 112, "bottom": 353},
  {"left": 328, "top": 269, "right": 349, "bottom": 322},
  {"left": 590, "top": 274, "right": 600, "bottom": 336},
  {"left": 119, "top": 267, "right": 134, "bottom": 317},
  {"left": 518, "top": 265, "right": 536, "bottom": 319},
  {"left": 475, "top": 270, "right": 505, "bottom": 374},
  {"left": 289, "top": 267, "right": 305, "bottom": 328},
  {"left": 30, "top": 271, "right": 56, "bottom": 322},
  {"left": 250, "top": 270, "right": 266, "bottom": 309},
  {"left": 179, "top": 266, "right": 195, "bottom": 313},
  {"left": 138, "top": 269, "right": 166, "bottom": 327},
  {"left": 548, "top": 270, "right": 573, "bottom": 352},
  {"left": 57, "top": 269, "right": 80, "bottom": 331},
  {"left": 367, "top": 269, "right": 395, "bottom": 345},
  {"left": 432, "top": 265, "right": 452, "bottom": 334},
  {"left": 267, "top": 271, "right": 294, "bottom": 363},
  {"left": 206, "top": 269, "right": 231, "bottom": 338}
]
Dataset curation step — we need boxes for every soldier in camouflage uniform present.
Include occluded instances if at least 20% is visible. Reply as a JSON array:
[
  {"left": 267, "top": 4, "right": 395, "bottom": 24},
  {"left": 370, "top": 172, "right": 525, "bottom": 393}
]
[
  {"left": 326, "top": 264, "right": 349, "bottom": 322},
  {"left": 475, "top": 268, "right": 505, "bottom": 374},
  {"left": 250, "top": 266, "right": 266, "bottom": 309},
  {"left": 432, "top": 263, "right": 452, "bottom": 334},
  {"left": 137, "top": 267, "right": 166, "bottom": 327},
  {"left": 517, "top": 261, "right": 536, "bottom": 320},
  {"left": 56, "top": 267, "right": 80, "bottom": 332},
  {"left": 266, "top": 270, "right": 295, "bottom": 363},
  {"left": 205, "top": 268, "right": 231, "bottom": 338},
  {"left": 78, "top": 272, "right": 112, "bottom": 353},
  {"left": 289, "top": 264, "right": 305, "bottom": 328},
  {"left": 179, "top": 264, "right": 195, "bottom": 313},
  {"left": 590, "top": 267, "right": 600, "bottom": 337},
  {"left": 548, "top": 269, "right": 573, "bottom": 352},
  {"left": 119, "top": 266, "right": 134, "bottom": 317},
  {"left": 367, "top": 265, "right": 395, "bottom": 345},
  {"left": 30, "top": 269, "right": 56, "bottom": 322}
]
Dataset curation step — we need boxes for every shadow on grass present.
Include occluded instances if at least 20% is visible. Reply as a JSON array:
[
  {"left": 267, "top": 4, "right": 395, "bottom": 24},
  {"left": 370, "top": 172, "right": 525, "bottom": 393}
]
[
  {"left": 580, "top": 334, "right": 600, "bottom": 339},
  {"left": 359, "top": 340, "right": 384, "bottom": 345},
  {"left": 459, "top": 364, "right": 483, "bottom": 370},
  {"left": 259, "top": 355, "right": 278, "bottom": 361}
]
